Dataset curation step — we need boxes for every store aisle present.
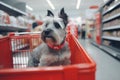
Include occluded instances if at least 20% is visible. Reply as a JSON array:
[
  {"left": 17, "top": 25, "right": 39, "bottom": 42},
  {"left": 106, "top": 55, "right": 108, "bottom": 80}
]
[{"left": 79, "top": 39, "right": 120, "bottom": 80}]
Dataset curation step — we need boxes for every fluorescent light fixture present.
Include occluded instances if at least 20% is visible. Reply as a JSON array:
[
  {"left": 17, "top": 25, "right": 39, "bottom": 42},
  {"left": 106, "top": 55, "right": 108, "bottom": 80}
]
[
  {"left": 76, "top": 0, "right": 81, "bottom": 9},
  {"left": 115, "top": 0, "right": 118, "bottom": 2},
  {"left": 103, "top": 0, "right": 108, "bottom": 3},
  {"left": 46, "top": 0, "right": 55, "bottom": 10},
  {"left": 26, "top": 5, "right": 33, "bottom": 11}
]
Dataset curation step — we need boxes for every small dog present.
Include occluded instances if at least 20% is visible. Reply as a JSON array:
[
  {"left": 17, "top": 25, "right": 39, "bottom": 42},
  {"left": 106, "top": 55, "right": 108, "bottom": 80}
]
[{"left": 28, "top": 8, "right": 71, "bottom": 67}]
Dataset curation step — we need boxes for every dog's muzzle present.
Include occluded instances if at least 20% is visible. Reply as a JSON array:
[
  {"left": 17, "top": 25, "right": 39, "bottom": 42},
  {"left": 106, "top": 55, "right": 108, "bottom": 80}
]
[
  {"left": 41, "top": 29, "right": 56, "bottom": 42},
  {"left": 41, "top": 29, "right": 66, "bottom": 50}
]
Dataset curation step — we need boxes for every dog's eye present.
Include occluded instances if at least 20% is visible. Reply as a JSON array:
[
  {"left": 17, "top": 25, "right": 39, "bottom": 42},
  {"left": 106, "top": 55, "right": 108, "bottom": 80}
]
[{"left": 54, "top": 22, "right": 61, "bottom": 29}]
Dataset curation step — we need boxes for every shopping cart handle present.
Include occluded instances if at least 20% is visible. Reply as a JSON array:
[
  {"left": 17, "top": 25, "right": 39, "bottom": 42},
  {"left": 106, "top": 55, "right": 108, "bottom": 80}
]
[{"left": 9, "top": 32, "right": 42, "bottom": 36}]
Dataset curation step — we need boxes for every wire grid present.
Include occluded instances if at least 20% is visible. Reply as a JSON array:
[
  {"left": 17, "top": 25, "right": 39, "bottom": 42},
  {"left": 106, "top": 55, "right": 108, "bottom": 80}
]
[
  {"left": 13, "top": 51, "right": 31, "bottom": 68},
  {"left": 11, "top": 34, "right": 41, "bottom": 69}
]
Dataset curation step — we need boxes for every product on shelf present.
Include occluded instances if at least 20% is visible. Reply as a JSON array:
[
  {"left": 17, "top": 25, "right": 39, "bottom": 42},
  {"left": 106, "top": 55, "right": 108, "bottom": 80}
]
[
  {"left": 103, "top": 40, "right": 111, "bottom": 46},
  {"left": 17, "top": 16, "right": 25, "bottom": 27},
  {"left": 103, "top": 18, "right": 120, "bottom": 28},
  {"left": 4, "top": 13, "right": 10, "bottom": 24},
  {"left": 103, "top": 31, "right": 120, "bottom": 37},
  {"left": 9, "top": 16, "right": 18, "bottom": 26},
  {"left": 103, "top": 0, "right": 119, "bottom": 12},
  {"left": 112, "top": 31, "right": 117, "bottom": 37},
  {"left": 0, "top": 10, "right": 4, "bottom": 24},
  {"left": 117, "top": 30, "right": 120, "bottom": 37},
  {"left": 0, "top": 9, "right": 34, "bottom": 30},
  {"left": 0, "top": 10, "right": 10, "bottom": 24},
  {"left": 103, "top": 31, "right": 111, "bottom": 36},
  {"left": 103, "top": 7, "right": 120, "bottom": 20}
]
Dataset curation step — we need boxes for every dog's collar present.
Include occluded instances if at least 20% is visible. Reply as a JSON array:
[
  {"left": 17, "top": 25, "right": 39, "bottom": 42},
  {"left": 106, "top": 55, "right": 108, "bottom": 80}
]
[{"left": 47, "top": 40, "right": 65, "bottom": 50}]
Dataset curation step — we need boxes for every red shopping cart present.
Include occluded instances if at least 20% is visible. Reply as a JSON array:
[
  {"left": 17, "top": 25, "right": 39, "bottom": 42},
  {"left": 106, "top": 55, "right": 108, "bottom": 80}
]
[{"left": 0, "top": 32, "right": 96, "bottom": 80}]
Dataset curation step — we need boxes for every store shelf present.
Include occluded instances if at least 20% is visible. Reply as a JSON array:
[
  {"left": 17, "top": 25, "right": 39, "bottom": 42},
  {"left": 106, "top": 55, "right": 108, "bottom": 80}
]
[
  {"left": 102, "top": 0, "right": 113, "bottom": 8},
  {"left": 100, "top": 0, "right": 120, "bottom": 61},
  {"left": 90, "top": 40, "right": 99, "bottom": 47},
  {"left": 102, "top": 25, "right": 120, "bottom": 31},
  {"left": 91, "top": 40, "right": 120, "bottom": 60},
  {"left": 102, "top": 36, "right": 120, "bottom": 41},
  {"left": 100, "top": 45, "right": 120, "bottom": 60},
  {"left": 102, "top": 2, "right": 120, "bottom": 15},
  {"left": 102, "top": 13, "right": 120, "bottom": 23},
  {"left": 0, "top": 24, "right": 27, "bottom": 32},
  {"left": 0, "top": 1, "right": 27, "bottom": 16}
]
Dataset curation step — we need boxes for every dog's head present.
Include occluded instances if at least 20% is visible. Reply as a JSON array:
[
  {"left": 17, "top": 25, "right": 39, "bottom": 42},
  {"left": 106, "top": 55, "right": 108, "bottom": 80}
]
[{"left": 41, "top": 9, "right": 68, "bottom": 49}]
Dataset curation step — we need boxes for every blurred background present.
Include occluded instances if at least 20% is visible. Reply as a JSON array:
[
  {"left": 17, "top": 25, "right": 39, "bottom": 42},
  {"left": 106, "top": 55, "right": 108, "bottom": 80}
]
[
  {"left": 0, "top": 0, "right": 106, "bottom": 24},
  {"left": 0, "top": 0, "right": 120, "bottom": 80}
]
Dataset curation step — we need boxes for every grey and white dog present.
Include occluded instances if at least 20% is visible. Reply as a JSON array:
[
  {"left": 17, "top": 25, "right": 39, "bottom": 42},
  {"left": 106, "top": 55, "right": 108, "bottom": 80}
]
[{"left": 28, "top": 8, "right": 71, "bottom": 67}]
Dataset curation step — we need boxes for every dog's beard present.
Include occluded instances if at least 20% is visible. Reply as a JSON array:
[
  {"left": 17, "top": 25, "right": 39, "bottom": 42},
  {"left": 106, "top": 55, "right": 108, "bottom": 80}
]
[
  {"left": 45, "top": 36, "right": 56, "bottom": 45},
  {"left": 41, "top": 34, "right": 57, "bottom": 45}
]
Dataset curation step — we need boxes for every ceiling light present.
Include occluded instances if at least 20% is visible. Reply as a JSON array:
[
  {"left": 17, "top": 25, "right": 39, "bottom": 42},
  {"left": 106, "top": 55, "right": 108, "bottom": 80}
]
[
  {"left": 103, "top": 0, "right": 108, "bottom": 3},
  {"left": 46, "top": 0, "right": 55, "bottom": 10},
  {"left": 26, "top": 5, "right": 33, "bottom": 11},
  {"left": 76, "top": 0, "right": 81, "bottom": 9},
  {"left": 115, "top": 0, "right": 118, "bottom": 2}
]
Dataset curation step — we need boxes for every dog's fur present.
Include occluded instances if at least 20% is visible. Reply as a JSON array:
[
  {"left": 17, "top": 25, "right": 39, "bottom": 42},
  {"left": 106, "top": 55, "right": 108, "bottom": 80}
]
[{"left": 28, "top": 8, "right": 70, "bottom": 67}]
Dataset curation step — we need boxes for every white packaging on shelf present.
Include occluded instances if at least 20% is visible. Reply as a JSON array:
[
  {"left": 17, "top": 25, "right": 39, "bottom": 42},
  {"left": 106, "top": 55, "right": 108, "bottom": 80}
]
[
  {"left": 0, "top": 10, "right": 4, "bottom": 24},
  {"left": 0, "top": 10, "right": 10, "bottom": 24},
  {"left": 9, "top": 16, "right": 18, "bottom": 27},
  {"left": 17, "top": 16, "right": 25, "bottom": 27}
]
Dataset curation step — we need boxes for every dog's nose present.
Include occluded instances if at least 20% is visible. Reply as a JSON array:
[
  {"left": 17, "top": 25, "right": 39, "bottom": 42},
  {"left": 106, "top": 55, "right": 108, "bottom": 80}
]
[{"left": 44, "top": 29, "right": 52, "bottom": 36}]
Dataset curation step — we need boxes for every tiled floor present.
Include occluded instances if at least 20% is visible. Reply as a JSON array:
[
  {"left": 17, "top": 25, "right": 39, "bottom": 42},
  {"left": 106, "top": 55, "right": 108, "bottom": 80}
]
[{"left": 79, "top": 39, "right": 120, "bottom": 80}]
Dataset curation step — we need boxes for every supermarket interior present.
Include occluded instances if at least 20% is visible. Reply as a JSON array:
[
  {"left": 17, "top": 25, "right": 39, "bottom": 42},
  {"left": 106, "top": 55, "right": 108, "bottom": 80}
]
[{"left": 0, "top": 0, "right": 120, "bottom": 80}]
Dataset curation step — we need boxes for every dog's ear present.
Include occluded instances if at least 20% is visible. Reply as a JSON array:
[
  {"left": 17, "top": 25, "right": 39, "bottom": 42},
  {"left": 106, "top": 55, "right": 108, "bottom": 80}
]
[
  {"left": 47, "top": 10, "right": 54, "bottom": 17},
  {"left": 59, "top": 8, "right": 68, "bottom": 27},
  {"left": 60, "top": 8, "right": 65, "bottom": 15}
]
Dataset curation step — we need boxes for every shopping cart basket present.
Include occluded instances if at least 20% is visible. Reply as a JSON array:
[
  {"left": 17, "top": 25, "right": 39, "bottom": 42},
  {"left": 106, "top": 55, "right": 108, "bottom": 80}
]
[
  {"left": 10, "top": 32, "right": 42, "bottom": 68},
  {"left": 0, "top": 32, "right": 96, "bottom": 80}
]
